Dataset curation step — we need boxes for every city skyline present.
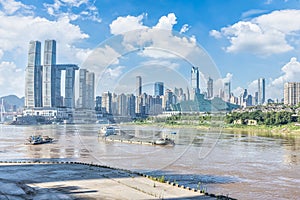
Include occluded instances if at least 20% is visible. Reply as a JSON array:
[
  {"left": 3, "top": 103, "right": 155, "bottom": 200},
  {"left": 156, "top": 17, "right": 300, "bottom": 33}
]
[{"left": 0, "top": 1, "right": 300, "bottom": 101}]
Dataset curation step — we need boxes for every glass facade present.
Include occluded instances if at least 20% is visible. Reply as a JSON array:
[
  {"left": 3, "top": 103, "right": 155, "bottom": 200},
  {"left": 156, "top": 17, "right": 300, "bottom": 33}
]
[{"left": 25, "top": 41, "right": 42, "bottom": 108}]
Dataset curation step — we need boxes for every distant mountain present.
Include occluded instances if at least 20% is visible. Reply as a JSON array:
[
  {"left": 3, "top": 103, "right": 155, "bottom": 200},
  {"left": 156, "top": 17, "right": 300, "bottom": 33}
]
[{"left": 1, "top": 95, "right": 24, "bottom": 111}]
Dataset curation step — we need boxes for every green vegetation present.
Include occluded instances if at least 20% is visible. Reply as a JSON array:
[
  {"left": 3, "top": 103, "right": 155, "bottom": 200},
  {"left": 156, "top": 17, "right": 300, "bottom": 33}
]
[
  {"left": 225, "top": 110, "right": 297, "bottom": 125},
  {"left": 130, "top": 106, "right": 300, "bottom": 135}
]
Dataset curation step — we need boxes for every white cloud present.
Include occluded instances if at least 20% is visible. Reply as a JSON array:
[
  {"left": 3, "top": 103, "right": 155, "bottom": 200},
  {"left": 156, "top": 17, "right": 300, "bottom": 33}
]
[
  {"left": 153, "top": 13, "right": 177, "bottom": 30},
  {"left": 109, "top": 14, "right": 147, "bottom": 35},
  {"left": 241, "top": 9, "right": 268, "bottom": 19},
  {"left": 82, "top": 45, "right": 121, "bottom": 78},
  {"left": 109, "top": 13, "right": 198, "bottom": 60},
  {"left": 101, "top": 13, "right": 221, "bottom": 95},
  {"left": 0, "top": 0, "right": 34, "bottom": 15},
  {"left": 267, "top": 57, "right": 300, "bottom": 99},
  {"left": 232, "top": 86, "right": 244, "bottom": 97},
  {"left": 213, "top": 73, "right": 233, "bottom": 97},
  {"left": 0, "top": 5, "right": 92, "bottom": 96},
  {"left": 43, "top": 0, "right": 101, "bottom": 23},
  {"left": 0, "top": 14, "right": 89, "bottom": 63},
  {"left": 180, "top": 24, "right": 190, "bottom": 34},
  {"left": 0, "top": 61, "right": 24, "bottom": 97},
  {"left": 209, "top": 30, "right": 222, "bottom": 39},
  {"left": 247, "top": 79, "right": 258, "bottom": 95},
  {"left": 211, "top": 9, "right": 300, "bottom": 56}
]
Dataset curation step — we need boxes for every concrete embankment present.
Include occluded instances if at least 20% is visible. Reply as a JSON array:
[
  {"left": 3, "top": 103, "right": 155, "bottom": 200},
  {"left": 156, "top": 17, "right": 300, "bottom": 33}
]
[{"left": 0, "top": 161, "right": 236, "bottom": 200}]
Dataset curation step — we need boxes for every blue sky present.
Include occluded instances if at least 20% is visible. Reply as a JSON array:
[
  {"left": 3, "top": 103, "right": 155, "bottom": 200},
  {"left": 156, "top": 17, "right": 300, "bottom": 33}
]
[{"left": 0, "top": 0, "right": 300, "bottom": 100}]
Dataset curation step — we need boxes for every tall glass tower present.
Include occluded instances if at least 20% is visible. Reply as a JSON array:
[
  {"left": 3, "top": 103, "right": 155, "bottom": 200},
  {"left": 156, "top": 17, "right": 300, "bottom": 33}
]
[
  {"left": 154, "top": 82, "right": 164, "bottom": 96},
  {"left": 207, "top": 77, "right": 213, "bottom": 99},
  {"left": 258, "top": 78, "right": 265, "bottom": 105},
  {"left": 43, "top": 40, "right": 56, "bottom": 107},
  {"left": 25, "top": 41, "right": 42, "bottom": 108},
  {"left": 224, "top": 82, "right": 231, "bottom": 102},
  {"left": 136, "top": 76, "right": 142, "bottom": 96},
  {"left": 191, "top": 66, "right": 200, "bottom": 100}
]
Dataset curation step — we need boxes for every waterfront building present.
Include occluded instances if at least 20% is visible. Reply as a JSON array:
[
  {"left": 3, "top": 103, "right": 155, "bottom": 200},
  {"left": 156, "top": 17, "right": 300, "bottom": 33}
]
[
  {"left": 284, "top": 82, "right": 300, "bottom": 106},
  {"left": 78, "top": 69, "right": 95, "bottom": 109},
  {"left": 258, "top": 78, "right": 265, "bottom": 105},
  {"left": 102, "top": 91, "right": 112, "bottom": 114},
  {"left": 42, "top": 40, "right": 56, "bottom": 107},
  {"left": 154, "top": 82, "right": 164, "bottom": 96},
  {"left": 135, "top": 95, "right": 143, "bottom": 114},
  {"left": 191, "top": 66, "right": 200, "bottom": 100},
  {"left": 127, "top": 94, "right": 136, "bottom": 117},
  {"left": 118, "top": 93, "right": 127, "bottom": 116},
  {"left": 25, "top": 41, "right": 42, "bottom": 108},
  {"left": 149, "top": 95, "right": 163, "bottom": 115},
  {"left": 207, "top": 77, "right": 213, "bottom": 99},
  {"left": 95, "top": 96, "right": 102, "bottom": 111},
  {"left": 164, "top": 89, "right": 173, "bottom": 111},
  {"left": 87, "top": 71, "right": 95, "bottom": 109}
]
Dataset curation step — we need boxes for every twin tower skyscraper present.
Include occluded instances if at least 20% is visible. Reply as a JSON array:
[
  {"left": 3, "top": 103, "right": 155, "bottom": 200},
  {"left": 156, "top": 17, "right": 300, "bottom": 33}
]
[{"left": 25, "top": 40, "right": 79, "bottom": 109}]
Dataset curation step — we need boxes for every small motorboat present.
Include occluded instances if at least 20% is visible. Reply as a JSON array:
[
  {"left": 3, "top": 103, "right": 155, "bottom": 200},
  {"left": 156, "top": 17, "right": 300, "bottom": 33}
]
[{"left": 27, "top": 135, "right": 53, "bottom": 145}]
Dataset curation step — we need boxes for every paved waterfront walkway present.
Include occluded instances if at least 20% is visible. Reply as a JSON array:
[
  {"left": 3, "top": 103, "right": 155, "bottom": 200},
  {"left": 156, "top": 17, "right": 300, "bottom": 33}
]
[{"left": 0, "top": 162, "right": 220, "bottom": 200}]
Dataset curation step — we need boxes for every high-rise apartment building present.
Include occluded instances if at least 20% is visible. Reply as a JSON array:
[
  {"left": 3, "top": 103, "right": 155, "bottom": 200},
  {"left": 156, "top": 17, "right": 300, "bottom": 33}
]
[
  {"left": 284, "top": 82, "right": 300, "bottom": 106},
  {"left": 207, "top": 77, "right": 213, "bottom": 99},
  {"left": 25, "top": 41, "right": 42, "bottom": 108},
  {"left": 154, "top": 82, "right": 164, "bottom": 96},
  {"left": 258, "top": 78, "right": 265, "bottom": 105}
]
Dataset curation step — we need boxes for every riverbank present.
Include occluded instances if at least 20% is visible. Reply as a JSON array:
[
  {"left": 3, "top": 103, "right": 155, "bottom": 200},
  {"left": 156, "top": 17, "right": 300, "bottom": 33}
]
[
  {"left": 127, "top": 122, "right": 300, "bottom": 137},
  {"left": 0, "top": 161, "right": 234, "bottom": 200}
]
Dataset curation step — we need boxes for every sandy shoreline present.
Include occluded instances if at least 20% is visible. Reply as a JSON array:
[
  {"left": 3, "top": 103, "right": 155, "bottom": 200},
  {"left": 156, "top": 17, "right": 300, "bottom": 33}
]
[{"left": 0, "top": 161, "right": 231, "bottom": 200}]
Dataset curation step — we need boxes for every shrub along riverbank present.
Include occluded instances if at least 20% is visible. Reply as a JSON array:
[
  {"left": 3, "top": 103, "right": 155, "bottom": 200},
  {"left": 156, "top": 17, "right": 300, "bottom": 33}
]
[{"left": 131, "top": 112, "right": 300, "bottom": 137}]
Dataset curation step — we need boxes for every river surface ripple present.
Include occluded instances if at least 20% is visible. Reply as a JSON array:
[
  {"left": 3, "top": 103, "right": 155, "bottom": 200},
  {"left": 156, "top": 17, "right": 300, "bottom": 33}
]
[{"left": 0, "top": 124, "right": 299, "bottom": 200}]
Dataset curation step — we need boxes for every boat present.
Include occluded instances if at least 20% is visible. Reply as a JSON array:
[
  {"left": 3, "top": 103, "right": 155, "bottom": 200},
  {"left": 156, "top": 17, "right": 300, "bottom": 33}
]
[
  {"left": 154, "top": 138, "right": 175, "bottom": 145},
  {"left": 99, "top": 126, "right": 116, "bottom": 136},
  {"left": 27, "top": 135, "right": 53, "bottom": 145}
]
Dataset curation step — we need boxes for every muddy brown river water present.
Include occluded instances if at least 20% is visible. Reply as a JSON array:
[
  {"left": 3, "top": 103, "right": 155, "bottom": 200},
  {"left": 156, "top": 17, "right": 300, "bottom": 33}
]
[{"left": 0, "top": 124, "right": 299, "bottom": 200}]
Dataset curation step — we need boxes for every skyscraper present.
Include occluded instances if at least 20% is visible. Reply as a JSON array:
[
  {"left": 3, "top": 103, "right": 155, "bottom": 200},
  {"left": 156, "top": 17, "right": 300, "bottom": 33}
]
[
  {"left": 87, "top": 71, "right": 95, "bottom": 109},
  {"left": 25, "top": 41, "right": 42, "bottom": 108},
  {"left": 102, "top": 91, "right": 112, "bottom": 114},
  {"left": 258, "top": 78, "right": 265, "bottom": 105},
  {"left": 25, "top": 40, "right": 79, "bottom": 110},
  {"left": 284, "top": 82, "right": 300, "bottom": 106},
  {"left": 61, "top": 65, "right": 79, "bottom": 108},
  {"left": 78, "top": 69, "right": 95, "bottom": 109},
  {"left": 224, "top": 82, "right": 231, "bottom": 102},
  {"left": 191, "top": 66, "right": 200, "bottom": 96},
  {"left": 43, "top": 40, "right": 56, "bottom": 107},
  {"left": 118, "top": 93, "right": 127, "bottom": 116},
  {"left": 154, "top": 82, "right": 164, "bottom": 96},
  {"left": 207, "top": 77, "right": 213, "bottom": 99},
  {"left": 136, "top": 76, "right": 142, "bottom": 96}
]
